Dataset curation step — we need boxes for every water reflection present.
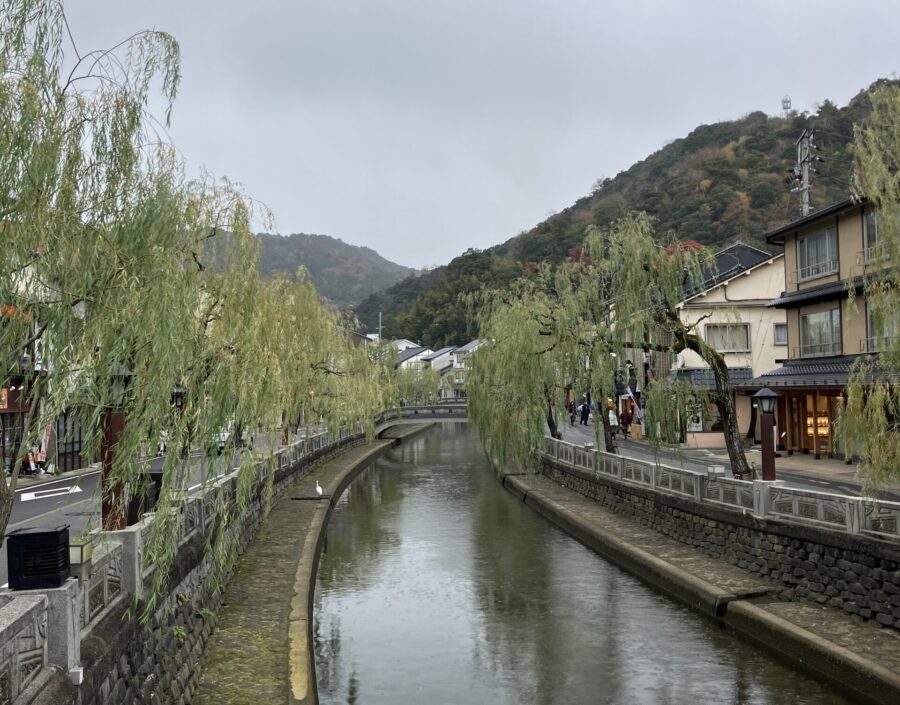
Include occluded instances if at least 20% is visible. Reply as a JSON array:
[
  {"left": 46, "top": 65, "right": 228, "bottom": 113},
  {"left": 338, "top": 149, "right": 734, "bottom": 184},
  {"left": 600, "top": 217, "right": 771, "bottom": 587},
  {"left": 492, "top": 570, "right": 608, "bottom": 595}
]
[{"left": 314, "top": 423, "right": 851, "bottom": 705}]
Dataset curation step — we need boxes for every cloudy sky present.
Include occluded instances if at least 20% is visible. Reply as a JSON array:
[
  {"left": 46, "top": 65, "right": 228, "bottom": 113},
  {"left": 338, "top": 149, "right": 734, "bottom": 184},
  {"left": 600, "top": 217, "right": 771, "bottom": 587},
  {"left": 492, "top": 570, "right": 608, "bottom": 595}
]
[{"left": 68, "top": 1, "right": 899, "bottom": 268}]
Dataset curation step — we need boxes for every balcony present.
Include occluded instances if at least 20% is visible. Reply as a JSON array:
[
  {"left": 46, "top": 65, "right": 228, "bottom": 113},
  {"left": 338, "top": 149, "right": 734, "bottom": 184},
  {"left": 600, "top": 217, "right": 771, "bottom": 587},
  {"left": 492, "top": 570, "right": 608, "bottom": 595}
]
[
  {"left": 857, "top": 246, "right": 888, "bottom": 267},
  {"left": 791, "top": 259, "right": 839, "bottom": 284},
  {"left": 860, "top": 335, "right": 899, "bottom": 353},
  {"left": 791, "top": 340, "right": 842, "bottom": 359}
]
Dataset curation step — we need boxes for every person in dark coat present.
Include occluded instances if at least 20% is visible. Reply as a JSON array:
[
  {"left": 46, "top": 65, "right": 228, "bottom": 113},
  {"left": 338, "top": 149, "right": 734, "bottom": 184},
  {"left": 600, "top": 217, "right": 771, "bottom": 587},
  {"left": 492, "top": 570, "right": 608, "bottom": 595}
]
[{"left": 619, "top": 407, "right": 633, "bottom": 439}]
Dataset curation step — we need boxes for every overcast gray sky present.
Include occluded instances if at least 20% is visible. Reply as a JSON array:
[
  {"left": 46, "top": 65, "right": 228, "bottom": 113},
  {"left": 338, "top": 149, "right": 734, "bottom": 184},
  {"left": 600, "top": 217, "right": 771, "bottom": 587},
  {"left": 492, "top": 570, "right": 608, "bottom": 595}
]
[{"left": 68, "top": 1, "right": 899, "bottom": 268}]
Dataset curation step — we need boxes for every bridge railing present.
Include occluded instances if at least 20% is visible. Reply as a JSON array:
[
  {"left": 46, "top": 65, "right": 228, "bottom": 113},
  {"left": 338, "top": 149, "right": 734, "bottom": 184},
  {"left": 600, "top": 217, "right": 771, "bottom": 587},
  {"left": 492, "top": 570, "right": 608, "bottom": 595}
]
[{"left": 539, "top": 436, "right": 900, "bottom": 541}]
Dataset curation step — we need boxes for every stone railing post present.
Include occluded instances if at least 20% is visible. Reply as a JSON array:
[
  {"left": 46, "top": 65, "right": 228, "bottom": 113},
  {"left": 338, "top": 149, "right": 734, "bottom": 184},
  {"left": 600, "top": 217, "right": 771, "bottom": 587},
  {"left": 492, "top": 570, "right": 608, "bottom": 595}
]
[
  {"left": 105, "top": 522, "right": 145, "bottom": 599},
  {"left": 753, "top": 480, "right": 783, "bottom": 517},
  {"left": 845, "top": 498, "right": 862, "bottom": 534},
  {"left": 35, "top": 579, "right": 81, "bottom": 677}
]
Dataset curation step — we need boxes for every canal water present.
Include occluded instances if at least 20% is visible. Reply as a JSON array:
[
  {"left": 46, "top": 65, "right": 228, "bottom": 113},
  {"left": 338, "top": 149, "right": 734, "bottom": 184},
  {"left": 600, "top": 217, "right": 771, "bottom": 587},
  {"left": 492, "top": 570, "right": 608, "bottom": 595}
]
[{"left": 313, "top": 424, "right": 851, "bottom": 705}]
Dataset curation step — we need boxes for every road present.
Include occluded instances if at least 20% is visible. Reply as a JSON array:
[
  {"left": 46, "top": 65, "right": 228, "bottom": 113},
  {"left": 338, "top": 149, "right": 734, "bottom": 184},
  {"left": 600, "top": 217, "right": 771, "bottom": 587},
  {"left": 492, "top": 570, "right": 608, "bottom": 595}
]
[{"left": 1, "top": 432, "right": 291, "bottom": 585}]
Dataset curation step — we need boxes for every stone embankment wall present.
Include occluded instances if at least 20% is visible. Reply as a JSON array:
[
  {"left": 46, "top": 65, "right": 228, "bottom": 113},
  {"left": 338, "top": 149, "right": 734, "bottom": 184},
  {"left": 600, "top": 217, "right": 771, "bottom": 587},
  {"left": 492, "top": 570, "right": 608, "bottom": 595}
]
[
  {"left": 541, "top": 458, "right": 900, "bottom": 630},
  {"left": 6, "top": 430, "right": 366, "bottom": 705}
]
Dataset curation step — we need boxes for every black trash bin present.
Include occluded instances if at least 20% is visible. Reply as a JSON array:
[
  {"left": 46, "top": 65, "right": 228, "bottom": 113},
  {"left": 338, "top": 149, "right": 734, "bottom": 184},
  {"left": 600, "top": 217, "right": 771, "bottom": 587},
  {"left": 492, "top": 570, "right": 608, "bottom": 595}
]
[{"left": 6, "top": 525, "right": 70, "bottom": 590}]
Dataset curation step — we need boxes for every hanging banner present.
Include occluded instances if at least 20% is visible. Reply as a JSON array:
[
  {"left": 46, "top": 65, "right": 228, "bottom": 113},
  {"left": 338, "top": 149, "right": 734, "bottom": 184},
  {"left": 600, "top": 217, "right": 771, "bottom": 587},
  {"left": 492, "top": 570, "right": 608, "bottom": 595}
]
[{"left": 39, "top": 424, "right": 52, "bottom": 462}]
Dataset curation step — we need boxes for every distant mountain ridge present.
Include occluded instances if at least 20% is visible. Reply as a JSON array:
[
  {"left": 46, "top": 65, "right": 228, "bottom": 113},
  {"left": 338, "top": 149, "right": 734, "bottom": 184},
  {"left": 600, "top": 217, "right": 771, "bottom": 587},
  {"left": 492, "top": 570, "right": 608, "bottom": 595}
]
[
  {"left": 354, "top": 79, "right": 896, "bottom": 348},
  {"left": 256, "top": 232, "right": 414, "bottom": 308}
]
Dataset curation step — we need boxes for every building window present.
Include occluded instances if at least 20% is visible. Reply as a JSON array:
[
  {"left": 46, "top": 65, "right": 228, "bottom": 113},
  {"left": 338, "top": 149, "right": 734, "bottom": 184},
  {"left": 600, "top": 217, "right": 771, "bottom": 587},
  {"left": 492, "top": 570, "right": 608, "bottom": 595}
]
[
  {"left": 797, "top": 226, "right": 838, "bottom": 281},
  {"left": 705, "top": 323, "right": 750, "bottom": 352},
  {"left": 800, "top": 308, "right": 841, "bottom": 357},
  {"left": 865, "top": 301, "right": 900, "bottom": 352},
  {"left": 863, "top": 210, "right": 885, "bottom": 264},
  {"left": 773, "top": 323, "right": 788, "bottom": 346}
]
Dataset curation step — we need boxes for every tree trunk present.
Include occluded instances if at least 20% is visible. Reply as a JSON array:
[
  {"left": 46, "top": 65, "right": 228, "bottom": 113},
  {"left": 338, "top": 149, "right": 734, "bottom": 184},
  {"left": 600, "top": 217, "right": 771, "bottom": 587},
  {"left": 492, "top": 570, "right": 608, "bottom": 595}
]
[
  {"left": 543, "top": 385, "right": 560, "bottom": 439},
  {"left": 686, "top": 335, "right": 753, "bottom": 479}
]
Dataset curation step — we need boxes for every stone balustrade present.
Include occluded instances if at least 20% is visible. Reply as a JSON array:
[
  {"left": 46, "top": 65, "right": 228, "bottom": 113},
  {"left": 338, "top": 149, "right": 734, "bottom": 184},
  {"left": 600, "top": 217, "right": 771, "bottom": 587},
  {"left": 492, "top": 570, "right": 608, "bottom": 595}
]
[
  {"left": 542, "top": 436, "right": 900, "bottom": 539},
  {"left": 540, "top": 436, "right": 900, "bottom": 630}
]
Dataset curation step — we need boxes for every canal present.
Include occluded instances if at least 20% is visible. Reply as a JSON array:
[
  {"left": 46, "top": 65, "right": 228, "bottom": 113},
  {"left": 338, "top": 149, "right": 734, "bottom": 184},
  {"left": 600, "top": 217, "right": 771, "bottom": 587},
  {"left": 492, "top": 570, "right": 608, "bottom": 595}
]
[{"left": 313, "top": 424, "right": 851, "bottom": 704}]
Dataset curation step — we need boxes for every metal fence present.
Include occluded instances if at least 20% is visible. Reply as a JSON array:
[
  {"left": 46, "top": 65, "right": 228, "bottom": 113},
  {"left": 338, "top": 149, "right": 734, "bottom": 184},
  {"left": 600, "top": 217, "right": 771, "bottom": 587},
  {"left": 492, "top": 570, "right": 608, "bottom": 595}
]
[{"left": 541, "top": 436, "right": 900, "bottom": 541}]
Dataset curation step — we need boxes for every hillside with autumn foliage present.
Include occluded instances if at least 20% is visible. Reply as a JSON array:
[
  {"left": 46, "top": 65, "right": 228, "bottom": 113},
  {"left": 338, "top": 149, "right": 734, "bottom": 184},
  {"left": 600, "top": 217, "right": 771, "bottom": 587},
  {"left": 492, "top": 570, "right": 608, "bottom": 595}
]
[{"left": 355, "top": 80, "right": 893, "bottom": 348}]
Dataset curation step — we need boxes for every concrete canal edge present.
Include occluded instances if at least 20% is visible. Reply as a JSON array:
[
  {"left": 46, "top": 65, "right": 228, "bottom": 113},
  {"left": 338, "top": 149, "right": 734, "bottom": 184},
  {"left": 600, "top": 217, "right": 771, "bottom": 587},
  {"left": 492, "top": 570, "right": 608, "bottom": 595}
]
[
  {"left": 724, "top": 600, "right": 900, "bottom": 705},
  {"left": 500, "top": 471, "right": 900, "bottom": 705},
  {"left": 288, "top": 423, "right": 436, "bottom": 705}
]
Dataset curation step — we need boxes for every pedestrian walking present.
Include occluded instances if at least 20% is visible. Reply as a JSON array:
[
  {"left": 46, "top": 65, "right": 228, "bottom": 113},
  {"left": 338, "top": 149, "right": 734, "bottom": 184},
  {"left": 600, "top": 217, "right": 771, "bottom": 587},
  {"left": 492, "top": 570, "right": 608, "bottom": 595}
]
[
  {"left": 619, "top": 407, "right": 633, "bottom": 439},
  {"left": 580, "top": 401, "right": 591, "bottom": 425}
]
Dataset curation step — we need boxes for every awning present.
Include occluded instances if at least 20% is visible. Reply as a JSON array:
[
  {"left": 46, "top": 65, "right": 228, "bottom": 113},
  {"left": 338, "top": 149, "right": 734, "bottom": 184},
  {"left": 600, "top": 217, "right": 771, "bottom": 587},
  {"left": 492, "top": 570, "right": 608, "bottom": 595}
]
[{"left": 767, "top": 277, "right": 865, "bottom": 309}]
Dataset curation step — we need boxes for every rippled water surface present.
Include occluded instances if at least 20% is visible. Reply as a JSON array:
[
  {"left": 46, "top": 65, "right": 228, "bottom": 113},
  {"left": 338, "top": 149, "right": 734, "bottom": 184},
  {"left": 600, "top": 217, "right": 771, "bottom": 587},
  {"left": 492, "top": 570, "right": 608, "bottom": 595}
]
[{"left": 313, "top": 423, "right": 851, "bottom": 705}]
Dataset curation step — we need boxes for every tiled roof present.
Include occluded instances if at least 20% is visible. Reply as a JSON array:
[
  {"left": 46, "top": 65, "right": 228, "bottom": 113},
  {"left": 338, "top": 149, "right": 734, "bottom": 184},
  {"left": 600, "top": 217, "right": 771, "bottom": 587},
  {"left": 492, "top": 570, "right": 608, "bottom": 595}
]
[
  {"left": 421, "top": 346, "right": 456, "bottom": 361},
  {"left": 455, "top": 339, "right": 485, "bottom": 353},
  {"left": 738, "top": 355, "right": 862, "bottom": 389},
  {"left": 764, "top": 197, "right": 859, "bottom": 244},
  {"left": 670, "top": 367, "right": 753, "bottom": 390},
  {"left": 397, "top": 346, "right": 430, "bottom": 364},
  {"left": 684, "top": 242, "right": 777, "bottom": 299}
]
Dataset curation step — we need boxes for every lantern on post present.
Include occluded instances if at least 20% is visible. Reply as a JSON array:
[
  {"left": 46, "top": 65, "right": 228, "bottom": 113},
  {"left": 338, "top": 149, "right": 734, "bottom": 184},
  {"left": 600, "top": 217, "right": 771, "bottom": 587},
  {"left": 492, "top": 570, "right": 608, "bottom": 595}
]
[
  {"left": 172, "top": 384, "right": 186, "bottom": 415},
  {"left": 752, "top": 388, "right": 779, "bottom": 481}
]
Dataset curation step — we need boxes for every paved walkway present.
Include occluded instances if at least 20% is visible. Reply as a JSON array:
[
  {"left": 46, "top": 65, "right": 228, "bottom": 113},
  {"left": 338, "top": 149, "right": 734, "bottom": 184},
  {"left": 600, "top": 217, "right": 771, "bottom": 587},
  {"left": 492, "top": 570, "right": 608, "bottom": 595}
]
[{"left": 193, "top": 441, "right": 392, "bottom": 705}]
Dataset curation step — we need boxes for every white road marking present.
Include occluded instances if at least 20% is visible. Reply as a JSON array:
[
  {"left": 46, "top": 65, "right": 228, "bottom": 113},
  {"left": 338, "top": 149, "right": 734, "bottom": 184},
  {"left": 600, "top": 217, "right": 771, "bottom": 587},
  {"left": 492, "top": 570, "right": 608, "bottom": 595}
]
[
  {"left": 14, "top": 468, "right": 101, "bottom": 493},
  {"left": 20, "top": 486, "right": 83, "bottom": 502}
]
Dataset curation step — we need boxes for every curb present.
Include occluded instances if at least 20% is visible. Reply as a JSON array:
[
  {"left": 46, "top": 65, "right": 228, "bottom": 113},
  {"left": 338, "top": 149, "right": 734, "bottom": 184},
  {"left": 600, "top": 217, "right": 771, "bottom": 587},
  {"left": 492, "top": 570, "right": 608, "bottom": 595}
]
[
  {"left": 724, "top": 600, "right": 900, "bottom": 705},
  {"left": 288, "top": 423, "right": 436, "bottom": 705},
  {"left": 503, "top": 474, "right": 739, "bottom": 617}
]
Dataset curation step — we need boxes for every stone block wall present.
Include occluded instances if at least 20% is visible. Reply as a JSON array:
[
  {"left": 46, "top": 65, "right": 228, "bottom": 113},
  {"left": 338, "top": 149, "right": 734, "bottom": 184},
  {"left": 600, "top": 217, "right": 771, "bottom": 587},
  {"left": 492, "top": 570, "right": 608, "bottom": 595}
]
[
  {"left": 26, "top": 434, "right": 364, "bottom": 705},
  {"left": 542, "top": 459, "right": 900, "bottom": 631}
]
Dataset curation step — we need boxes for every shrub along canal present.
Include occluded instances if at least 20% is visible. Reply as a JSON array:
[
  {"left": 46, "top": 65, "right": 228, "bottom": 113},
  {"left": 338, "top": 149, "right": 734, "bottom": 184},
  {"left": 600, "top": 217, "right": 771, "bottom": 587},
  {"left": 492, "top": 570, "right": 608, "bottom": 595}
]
[{"left": 313, "top": 423, "right": 852, "bottom": 705}]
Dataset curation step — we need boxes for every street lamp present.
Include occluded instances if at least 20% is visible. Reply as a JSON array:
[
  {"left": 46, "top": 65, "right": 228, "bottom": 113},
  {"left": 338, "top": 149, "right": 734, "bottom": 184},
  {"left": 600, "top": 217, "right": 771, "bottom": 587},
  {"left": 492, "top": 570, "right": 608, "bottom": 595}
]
[
  {"left": 753, "top": 388, "right": 779, "bottom": 481},
  {"left": 172, "top": 385, "right": 186, "bottom": 414}
]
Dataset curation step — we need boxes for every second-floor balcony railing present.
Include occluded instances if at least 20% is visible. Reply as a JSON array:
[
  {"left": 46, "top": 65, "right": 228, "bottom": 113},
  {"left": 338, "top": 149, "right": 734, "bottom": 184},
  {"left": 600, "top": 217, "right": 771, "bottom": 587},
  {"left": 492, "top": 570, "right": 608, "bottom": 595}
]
[
  {"left": 860, "top": 336, "right": 899, "bottom": 353},
  {"left": 791, "top": 259, "right": 839, "bottom": 283},
  {"left": 858, "top": 246, "right": 888, "bottom": 267},
  {"left": 792, "top": 340, "right": 842, "bottom": 358}
]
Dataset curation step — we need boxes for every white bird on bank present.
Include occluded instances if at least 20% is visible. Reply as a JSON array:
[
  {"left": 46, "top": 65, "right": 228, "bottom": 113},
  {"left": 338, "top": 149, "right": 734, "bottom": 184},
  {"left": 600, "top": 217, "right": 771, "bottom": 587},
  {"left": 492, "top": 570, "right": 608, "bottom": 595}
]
[{"left": 315, "top": 480, "right": 323, "bottom": 497}]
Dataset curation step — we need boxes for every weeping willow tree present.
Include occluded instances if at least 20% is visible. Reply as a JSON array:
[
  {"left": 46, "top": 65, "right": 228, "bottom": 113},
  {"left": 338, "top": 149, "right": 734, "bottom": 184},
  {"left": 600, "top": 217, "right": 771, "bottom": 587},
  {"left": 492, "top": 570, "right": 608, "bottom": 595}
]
[
  {"left": 396, "top": 365, "right": 440, "bottom": 405},
  {"left": 468, "top": 213, "right": 753, "bottom": 479},
  {"left": 840, "top": 83, "right": 900, "bottom": 489},
  {"left": 0, "top": 0, "right": 389, "bottom": 611}
]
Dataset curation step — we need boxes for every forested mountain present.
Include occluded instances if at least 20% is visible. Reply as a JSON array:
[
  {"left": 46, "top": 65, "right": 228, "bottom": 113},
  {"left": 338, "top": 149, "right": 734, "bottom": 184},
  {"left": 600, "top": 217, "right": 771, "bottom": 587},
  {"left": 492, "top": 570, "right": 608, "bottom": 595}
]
[
  {"left": 256, "top": 233, "right": 414, "bottom": 308},
  {"left": 355, "top": 79, "right": 893, "bottom": 348}
]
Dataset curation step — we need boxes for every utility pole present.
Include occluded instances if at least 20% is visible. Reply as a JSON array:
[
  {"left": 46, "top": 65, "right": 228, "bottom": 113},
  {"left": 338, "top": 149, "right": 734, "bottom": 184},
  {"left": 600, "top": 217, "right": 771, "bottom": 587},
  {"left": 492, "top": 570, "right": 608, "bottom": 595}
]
[
  {"left": 792, "top": 129, "right": 814, "bottom": 216},
  {"left": 378, "top": 312, "right": 382, "bottom": 343}
]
